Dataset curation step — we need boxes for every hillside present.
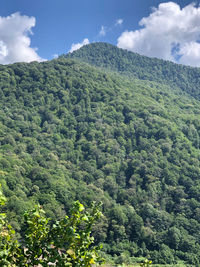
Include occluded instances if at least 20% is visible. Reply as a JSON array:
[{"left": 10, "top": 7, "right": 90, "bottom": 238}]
[
  {"left": 1, "top": 44, "right": 200, "bottom": 265},
  {"left": 67, "top": 42, "right": 200, "bottom": 100}
]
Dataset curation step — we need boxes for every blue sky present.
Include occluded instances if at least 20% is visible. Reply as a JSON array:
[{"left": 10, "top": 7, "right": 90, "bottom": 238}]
[{"left": 0, "top": 0, "right": 200, "bottom": 66}]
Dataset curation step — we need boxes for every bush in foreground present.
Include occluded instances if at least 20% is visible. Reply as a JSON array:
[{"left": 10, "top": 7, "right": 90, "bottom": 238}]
[{"left": 0, "top": 186, "right": 103, "bottom": 266}]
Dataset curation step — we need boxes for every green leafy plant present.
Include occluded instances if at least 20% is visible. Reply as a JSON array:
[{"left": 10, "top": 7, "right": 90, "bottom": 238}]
[
  {"left": 0, "top": 186, "right": 104, "bottom": 266},
  {"left": 0, "top": 185, "right": 20, "bottom": 266},
  {"left": 140, "top": 259, "right": 152, "bottom": 267}
]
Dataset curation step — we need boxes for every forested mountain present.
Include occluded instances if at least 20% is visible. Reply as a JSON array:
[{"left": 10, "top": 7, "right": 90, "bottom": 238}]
[
  {"left": 1, "top": 43, "right": 200, "bottom": 265},
  {"left": 67, "top": 42, "right": 200, "bottom": 100}
]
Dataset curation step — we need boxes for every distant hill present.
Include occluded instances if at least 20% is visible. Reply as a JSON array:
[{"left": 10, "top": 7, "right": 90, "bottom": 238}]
[
  {"left": 67, "top": 42, "right": 200, "bottom": 100},
  {"left": 1, "top": 43, "right": 200, "bottom": 265}
]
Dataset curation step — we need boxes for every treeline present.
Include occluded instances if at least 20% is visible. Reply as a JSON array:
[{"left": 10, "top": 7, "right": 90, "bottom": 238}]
[{"left": 1, "top": 44, "right": 200, "bottom": 264}]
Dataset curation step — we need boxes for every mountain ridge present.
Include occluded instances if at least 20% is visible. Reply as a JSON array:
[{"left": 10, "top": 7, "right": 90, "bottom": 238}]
[{"left": 67, "top": 42, "right": 200, "bottom": 100}]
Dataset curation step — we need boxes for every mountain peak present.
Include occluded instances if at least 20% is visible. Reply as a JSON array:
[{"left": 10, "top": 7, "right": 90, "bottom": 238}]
[{"left": 67, "top": 42, "right": 200, "bottom": 100}]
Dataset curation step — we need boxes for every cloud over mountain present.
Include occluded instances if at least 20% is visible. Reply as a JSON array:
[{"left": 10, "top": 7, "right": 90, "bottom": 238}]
[
  {"left": 69, "top": 38, "right": 90, "bottom": 53},
  {"left": 117, "top": 2, "right": 200, "bottom": 67},
  {"left": 0, "top": 12, "right": 44, "bottom": 64}
]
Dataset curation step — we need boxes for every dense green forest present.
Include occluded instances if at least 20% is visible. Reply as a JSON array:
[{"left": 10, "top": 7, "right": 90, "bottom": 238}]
[
  {"left": 1, "top": 42, "right": 200, "bottom": 265},
  {"left": 67, "top": 42, "right": 200, "bottom": 99}
]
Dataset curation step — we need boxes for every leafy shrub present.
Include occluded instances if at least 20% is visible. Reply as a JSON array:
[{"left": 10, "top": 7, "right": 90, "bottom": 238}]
[{"left": 0, "top": 186, "right": 104, "bottom": 266}]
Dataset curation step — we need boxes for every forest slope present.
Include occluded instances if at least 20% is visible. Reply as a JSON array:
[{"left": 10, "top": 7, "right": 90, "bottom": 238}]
[
  {"left": 67, "top": 42, "right": 200, "bottom": 100},
  {"left": 1, "top": 44, "right": 200, "bottom": 265}
]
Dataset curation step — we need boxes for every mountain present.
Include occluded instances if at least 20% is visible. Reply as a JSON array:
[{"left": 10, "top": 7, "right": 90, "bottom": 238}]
[
  {"left": 67, "top": 42, "right": 200, "bottom": 100},
  {"left": 1, "top": 43, "right": 200, "bottom": 265}
]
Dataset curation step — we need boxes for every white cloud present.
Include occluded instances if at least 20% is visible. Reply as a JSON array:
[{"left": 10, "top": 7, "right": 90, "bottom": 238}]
[
  {"left": 69, "top": 38, "right": 89, "bottom": 53},
  {"left": 99, "top": 26, "right": 106, "bottom": 36},
  {"left": 117, "top": 2, "right": 200, "bottom": 67},
  {"left": 178, "top": 42, "right": 200, "bottom": 66},
  {"left": 0, "top": 12, "right": 43, "bottom": 64},
  {"left": 115, "top": 19, "right": 123, "bottom": 26},
  {"left": 53, "top": 54, "right": 59, "bottom": 59},
  {"left": 97, "top": 20, "right": 123, "bottom": 39}
]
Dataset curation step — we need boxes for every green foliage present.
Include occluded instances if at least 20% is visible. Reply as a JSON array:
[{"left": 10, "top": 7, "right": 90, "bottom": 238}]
[
  {"left": 140, "top": 259, "right": 152, "bottom": 266},
  {"left": 0, "top": 186, "right": 20, "bottom": 266},
  {"left": 0, "top": 188, "right": 103, "bottom": 266}
]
